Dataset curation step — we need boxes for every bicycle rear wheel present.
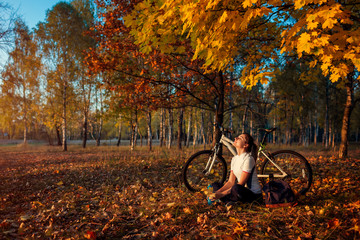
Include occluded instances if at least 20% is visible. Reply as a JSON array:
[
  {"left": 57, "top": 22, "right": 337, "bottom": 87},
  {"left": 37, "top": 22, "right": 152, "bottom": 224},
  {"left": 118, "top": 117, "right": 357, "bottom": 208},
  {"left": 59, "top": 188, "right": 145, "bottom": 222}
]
[
  {"left": 182, "top": 150, "right": 227, "bottom": 192},
  {"left": 260, "top": 150, "right": 312, "bottom": 196}
]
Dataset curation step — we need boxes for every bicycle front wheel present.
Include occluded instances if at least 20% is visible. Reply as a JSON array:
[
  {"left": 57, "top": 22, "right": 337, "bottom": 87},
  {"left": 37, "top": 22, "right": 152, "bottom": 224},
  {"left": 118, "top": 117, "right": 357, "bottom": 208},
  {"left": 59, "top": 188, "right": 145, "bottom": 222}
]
[
  {"left": 182, "top": 150, "right": 227, "bottom": 192},
  {"left": 260, "top": 150, "right": 313, "bottom": 196}
]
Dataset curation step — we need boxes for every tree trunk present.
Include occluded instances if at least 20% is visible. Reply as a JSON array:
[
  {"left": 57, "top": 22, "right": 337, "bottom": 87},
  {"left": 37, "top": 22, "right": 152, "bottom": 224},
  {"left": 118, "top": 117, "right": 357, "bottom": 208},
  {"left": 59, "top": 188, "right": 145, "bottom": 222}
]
[
  {"left": 147, "top": 111, "right": 152, "bottom": 151},
  {"left": 177, "top": 108, "right": 184, "bottom": 150},
  {"left": 56, "top": 124, "right": 62, "bottom": 146},
  {"left": 117, "top": 114, "right": 122, "bottom": 146},
  {"left": 314, "top": 109, "right": 318, "bottom": 145},
  {"left": 201, "top": 109, "right": 206, "bottom": 146},
  {"left": 131, "top": 121, "right": 138, "bottom": 151},
  {"left": 167, "top": 108, "right": 173, "bottom": 149},
  {"left": 339, "top": 76, "right": 354, "bottom": 158},
  {"left": 62, "top": 80, "right": 67, "bottom": 151},
  {"left": 228, "top": 73, "right": 233, "bottom": 135},
  {"left": 273, "top": 111, "right": 276, "bottom": 144},
  {"left": 139, "top": 130, "right": 143, "bottom": 147},
  {"left": 213, "top": 71, "right": 225, "bottom": 145},
  {"left": 314, "top": 84, "right": 318, "bottom": 145},
  {"left": 299, "top": 117, "right": 304, "bottom": 146},
  {"left": 250, "top": 110, "right": 253, "bottom": 136},
  {"left": 193, "top": 122, "right": 198, "bottom": 147},
  {"left": 131, "top": 111, "right": 139, "bottom": 150},
  {"left": 159, "top": 108, "right": 165, "bottom": 147},
  {"left": 242, "top": 105, "right": 248, "bottom": 133},
  {"left": 82, "top": 111, "right": 88, "bottom": 148},
  {"left": 23, "top": 124, "right": 27, "bottom": 144},
  {"left": 186, "top": 109, "right": 192, "bottom": 147},
  {"left": 96, "top": 117, "right": 102, "bottom": 146},
  {"left": 96, "top": 89, "right": 104, "bottom": 147},
  {"left": 324, "top": 78, "right": 330, "bottom": 148},
  {"left": 62, "top": 53, "right": 68, "bottom": 151}
]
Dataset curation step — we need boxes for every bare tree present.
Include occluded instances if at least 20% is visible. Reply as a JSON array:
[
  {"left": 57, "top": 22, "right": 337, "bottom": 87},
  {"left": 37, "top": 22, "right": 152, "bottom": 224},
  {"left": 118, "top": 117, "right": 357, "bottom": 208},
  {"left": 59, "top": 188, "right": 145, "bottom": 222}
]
[{"left": 0, "top": 1, "right": 16, "bottom": 51}]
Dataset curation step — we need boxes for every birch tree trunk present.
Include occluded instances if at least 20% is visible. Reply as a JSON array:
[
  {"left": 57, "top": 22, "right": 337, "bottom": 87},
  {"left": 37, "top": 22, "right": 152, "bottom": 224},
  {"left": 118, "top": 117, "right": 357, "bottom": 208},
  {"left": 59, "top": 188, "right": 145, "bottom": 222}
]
[
  {"left": 193, "top": 122, "right": 198, "bottom": 147},
  {"left": 23, "top": 85, "right": 28, "bottom": 144},
  {"left": 62, "top": 76, "right": 67, "bottom": 151},
  {"left": 201, "top": 109, "right": 206, "bottom": 146},
  {"left": 147, "top": 111, "right": 152, "bottom": 151},
  {"left": 159, "top": 108, "right": 165, "bottom": 147},
  {"left": 242, "top": 105, "right": 248, "bottom": 133},
  {"left": 96, "top": 118, "right": 103, "bottom": 146},
  {"left": 130, "top": 113, "right": 138, "bottom": 151},
  {"left": 167, "top": 109, "right": 173, "bottom": 149},
  {"left": 117, "top": 114, "right": 122, "bottom": 146},
  {"left": 82, "top": 112, "right": 88, "bottom": 148},
  {"left": 177, "top": 108, "right": 184, "bottom": 150},
  {"left": 186, "top": 109, "right": 192, "bottom": 147},
  {"left": 273, "top": 112, "right": 276, "bottom": 144}
]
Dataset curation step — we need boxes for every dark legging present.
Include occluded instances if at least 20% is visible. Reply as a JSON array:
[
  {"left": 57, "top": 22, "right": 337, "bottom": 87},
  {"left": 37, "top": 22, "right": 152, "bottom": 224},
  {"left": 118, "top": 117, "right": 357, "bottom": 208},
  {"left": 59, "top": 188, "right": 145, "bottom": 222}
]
[{"left": 212, "top": 182, "right": 262, "bottom": 203}]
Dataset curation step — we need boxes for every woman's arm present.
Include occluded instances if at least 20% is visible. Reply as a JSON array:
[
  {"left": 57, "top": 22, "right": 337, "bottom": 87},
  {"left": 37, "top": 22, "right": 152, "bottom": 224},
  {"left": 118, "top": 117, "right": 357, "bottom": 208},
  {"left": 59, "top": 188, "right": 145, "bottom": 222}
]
[
  {"left": 210, "top": 171, "right": 236, "bottom": 200},
  {"left": 237, "top": 171, "right": 251, "bottom": 186}
]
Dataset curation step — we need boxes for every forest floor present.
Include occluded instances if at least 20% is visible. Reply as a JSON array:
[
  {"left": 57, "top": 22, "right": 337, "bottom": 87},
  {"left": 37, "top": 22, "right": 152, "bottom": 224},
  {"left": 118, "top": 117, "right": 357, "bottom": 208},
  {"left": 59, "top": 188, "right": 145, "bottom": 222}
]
[{"left": 0, "top": 143, "right": 359, "bottom": 239}]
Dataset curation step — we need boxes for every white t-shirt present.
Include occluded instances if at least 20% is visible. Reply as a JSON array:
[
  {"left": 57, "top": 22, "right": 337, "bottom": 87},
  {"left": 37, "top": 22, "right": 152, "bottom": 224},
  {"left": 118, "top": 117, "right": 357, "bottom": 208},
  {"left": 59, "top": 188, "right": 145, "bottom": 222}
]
[{"left": 231, "top": 152, "right": 262, "bottom": 194}]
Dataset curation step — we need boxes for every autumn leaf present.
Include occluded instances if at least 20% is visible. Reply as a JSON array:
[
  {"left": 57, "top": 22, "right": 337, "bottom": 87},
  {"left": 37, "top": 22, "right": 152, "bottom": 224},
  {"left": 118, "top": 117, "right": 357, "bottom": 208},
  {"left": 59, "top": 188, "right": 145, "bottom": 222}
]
[
  {"left": 294, "top": 0, "right": 306, "bottom": 10},
  {"left": 297, "top": 32, "right": 312, "bottom": 54},
  {"left": 233, "top": 222, "right": 248, "bottom": 235},
  {"left": 242, "top": 0, "right": 258, "bottom": 8},
  {"left": 84, "top": 230, "right": 97, "bottom": 240},
  {"left": 349, "top": 224, "right": 360, "bottom": 234},
  {"left": 183, "top": 207, "right": 192, "bottom": 214},
  {"left": 327, "top": 218, "right": 340, "bottom": 229}
]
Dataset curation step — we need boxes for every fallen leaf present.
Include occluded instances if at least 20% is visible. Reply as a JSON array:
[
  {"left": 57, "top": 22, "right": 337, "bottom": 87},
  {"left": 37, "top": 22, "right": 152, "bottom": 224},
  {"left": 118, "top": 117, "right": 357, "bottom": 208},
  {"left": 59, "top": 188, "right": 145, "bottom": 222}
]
[
  {"left": 327, "top": 218, "right": 340, "bottom": 229},
  {"left": 84, "top": 230, "right": 96, "bottom": 240}
]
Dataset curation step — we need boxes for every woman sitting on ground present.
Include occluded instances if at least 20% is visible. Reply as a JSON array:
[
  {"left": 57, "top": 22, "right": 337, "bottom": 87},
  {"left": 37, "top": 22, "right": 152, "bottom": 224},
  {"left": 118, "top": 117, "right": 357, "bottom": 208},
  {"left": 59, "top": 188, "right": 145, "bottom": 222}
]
[{"left": 209, "top": 133, "right": 262, "bottom": 204}]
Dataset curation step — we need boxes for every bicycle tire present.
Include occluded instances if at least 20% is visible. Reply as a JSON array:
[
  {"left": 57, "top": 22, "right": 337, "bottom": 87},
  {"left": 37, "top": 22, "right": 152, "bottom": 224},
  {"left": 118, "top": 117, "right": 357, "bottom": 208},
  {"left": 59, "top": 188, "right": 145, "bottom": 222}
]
[
  {"left": 260, "top": 150, "right": 313, "bottom": 196},
  {"left": 182, "top": 150, "right": 227, "bottom": 192}
]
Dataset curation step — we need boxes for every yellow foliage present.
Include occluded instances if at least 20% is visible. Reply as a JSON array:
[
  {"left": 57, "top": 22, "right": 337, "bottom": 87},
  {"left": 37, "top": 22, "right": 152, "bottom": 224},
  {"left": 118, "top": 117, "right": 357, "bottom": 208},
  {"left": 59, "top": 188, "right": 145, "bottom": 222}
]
[
  {"left": 322, "top": 17, "right": 337, "bottom": 29},
  {"left": 297, "top": 32, "right": 312, "bottom": 55},
  {"left": 242, "top": 0, "right": 258, "bottom": 8},
  {"left": 294, "top": 0, "right": 306, "bottom": 10},
  {"left": 219, "top": 11, "right": 228, "bottom": 23}
]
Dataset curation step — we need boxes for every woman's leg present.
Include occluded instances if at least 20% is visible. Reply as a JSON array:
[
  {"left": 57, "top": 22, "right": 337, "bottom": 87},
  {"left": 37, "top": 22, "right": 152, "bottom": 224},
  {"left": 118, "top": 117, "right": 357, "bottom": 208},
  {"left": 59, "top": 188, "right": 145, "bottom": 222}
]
[
  {"left": 211, "top": 182, "right": 232, "bottom": 203},
  {"left": 230, "top": 184, "right": 258, "bottom": 203}
]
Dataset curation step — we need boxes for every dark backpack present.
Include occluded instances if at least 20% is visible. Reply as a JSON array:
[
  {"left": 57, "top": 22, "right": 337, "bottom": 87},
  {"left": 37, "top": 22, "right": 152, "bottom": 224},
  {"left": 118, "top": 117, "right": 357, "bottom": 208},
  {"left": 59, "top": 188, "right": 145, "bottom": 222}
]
[{"left": 262, "top": 180, "right": 296, "bottom": 208}]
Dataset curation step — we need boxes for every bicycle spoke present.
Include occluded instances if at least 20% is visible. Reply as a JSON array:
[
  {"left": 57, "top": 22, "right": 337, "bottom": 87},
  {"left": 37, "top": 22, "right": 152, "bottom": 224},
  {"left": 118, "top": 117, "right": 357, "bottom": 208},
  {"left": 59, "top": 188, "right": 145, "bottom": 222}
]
[
  {"left": 261, "top": 150, "right": 312, "bottom": 196},
  {"left": 183, "top": 150, "right": 227, "bottom": 192}
]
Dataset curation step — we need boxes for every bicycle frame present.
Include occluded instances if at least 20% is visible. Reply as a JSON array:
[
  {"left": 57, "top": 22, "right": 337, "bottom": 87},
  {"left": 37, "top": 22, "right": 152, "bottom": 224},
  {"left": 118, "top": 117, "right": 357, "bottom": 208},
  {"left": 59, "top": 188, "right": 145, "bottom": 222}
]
[{"left": 203, "top": 133, "right": 288, "bottom": 179}]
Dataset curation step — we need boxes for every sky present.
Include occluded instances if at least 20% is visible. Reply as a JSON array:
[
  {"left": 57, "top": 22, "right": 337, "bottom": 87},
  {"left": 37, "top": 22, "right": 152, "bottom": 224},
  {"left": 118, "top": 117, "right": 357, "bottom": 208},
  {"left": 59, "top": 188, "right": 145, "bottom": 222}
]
[
  {"left": 10, "top": 0, "right": 61, "bottom": 30},
  {"left": 0, "top": 0, "right": 61, "bottom": 68},
  {"left": 9, "top": 0, "right": 60, "bottom": 29}
]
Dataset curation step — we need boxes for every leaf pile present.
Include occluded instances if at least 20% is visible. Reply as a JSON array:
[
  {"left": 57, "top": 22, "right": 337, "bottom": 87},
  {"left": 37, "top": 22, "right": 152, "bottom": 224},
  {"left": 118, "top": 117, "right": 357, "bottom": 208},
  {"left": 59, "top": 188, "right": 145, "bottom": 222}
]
[{"left": 0, "top": 145, "right": 359, "bottom": 239}]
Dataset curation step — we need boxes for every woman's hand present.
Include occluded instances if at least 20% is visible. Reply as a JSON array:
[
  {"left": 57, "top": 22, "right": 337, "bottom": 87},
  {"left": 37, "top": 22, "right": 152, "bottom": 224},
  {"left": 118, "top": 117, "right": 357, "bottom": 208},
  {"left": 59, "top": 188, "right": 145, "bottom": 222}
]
[
  {"left": 208, "top": 193, "right": 216, "bottom": 201},
  {"left": 210, "top": 190, "right": 230, "bottom": 200}
]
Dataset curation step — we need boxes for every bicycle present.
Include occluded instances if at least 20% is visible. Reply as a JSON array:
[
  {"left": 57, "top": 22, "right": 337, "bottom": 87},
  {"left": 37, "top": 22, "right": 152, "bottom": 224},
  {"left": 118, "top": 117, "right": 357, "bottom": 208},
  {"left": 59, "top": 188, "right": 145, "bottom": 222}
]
[{"left": 182, "top": 126, "right": 313, "bottom": 196}]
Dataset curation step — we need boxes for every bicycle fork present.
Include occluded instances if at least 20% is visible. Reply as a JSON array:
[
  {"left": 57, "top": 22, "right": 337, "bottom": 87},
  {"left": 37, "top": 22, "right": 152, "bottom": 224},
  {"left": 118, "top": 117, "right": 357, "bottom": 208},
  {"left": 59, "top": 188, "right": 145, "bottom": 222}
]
[{"left": 203, "top": 145, "right": 221, "bottom": 175}]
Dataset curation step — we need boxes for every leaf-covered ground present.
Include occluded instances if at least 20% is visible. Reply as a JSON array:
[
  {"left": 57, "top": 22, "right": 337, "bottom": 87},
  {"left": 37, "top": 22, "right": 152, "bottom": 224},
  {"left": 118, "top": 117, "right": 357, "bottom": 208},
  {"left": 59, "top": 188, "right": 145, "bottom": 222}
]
[{"left": 1, "top": 144, "right": 359, "bottom": 239}]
